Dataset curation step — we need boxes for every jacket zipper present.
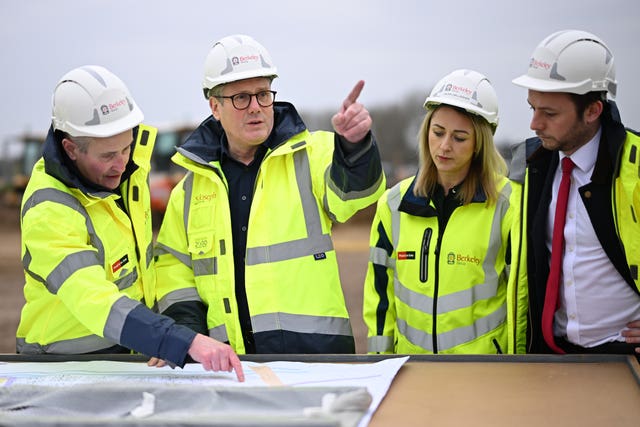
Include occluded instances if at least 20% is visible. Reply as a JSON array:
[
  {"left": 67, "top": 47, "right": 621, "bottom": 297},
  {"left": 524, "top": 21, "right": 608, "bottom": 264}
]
[
  {"left": 432, "top": 228, "right": 444, "bottom": 353},
  {"left": 420, "top": 228, "right": 432, "bottom": 283}
]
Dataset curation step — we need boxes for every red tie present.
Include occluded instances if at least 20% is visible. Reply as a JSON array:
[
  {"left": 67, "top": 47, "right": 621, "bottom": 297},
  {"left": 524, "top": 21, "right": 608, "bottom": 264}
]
[{"left": 542, "top": 156, "right": 575, "bottom": 354}]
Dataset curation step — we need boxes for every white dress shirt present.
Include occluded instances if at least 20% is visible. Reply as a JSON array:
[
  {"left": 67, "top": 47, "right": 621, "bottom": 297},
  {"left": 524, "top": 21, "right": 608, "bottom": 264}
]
[{"left": 546, "top": 128, "right": 640, "bottom": 347}]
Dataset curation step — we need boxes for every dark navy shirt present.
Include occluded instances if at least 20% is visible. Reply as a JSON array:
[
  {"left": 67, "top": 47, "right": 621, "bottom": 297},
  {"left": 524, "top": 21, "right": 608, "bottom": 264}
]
[
  {"left": 220, "top": 138, "right": 267, "bottom": 353},
  {"left": 431, "top": 182, "right": 463, "bottom": 231}
]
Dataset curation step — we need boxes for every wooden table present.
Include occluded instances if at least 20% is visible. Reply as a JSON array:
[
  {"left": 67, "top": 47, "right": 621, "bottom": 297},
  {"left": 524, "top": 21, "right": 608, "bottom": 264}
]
[
  {"left": 370, "top": 355, "right": 640, "bottom": 426},
  {"left": 2, "top": 353, "right": 639, "bottom": 426}
]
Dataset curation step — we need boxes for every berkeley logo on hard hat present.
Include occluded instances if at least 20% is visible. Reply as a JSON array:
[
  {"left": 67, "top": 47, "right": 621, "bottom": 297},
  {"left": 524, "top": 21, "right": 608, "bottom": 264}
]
[
  {"left": 436, "top": 83, "right": 474, "bottom": 104},
  {"left": 100, "top": 99, "right": 127, "bottom": 116},
  {"left": 443, "top": 83, "right": 473, "bottom": 97},
  {"left": 232, "top": 54, "right": 260, "bottom": 68},
  {"left": 529, "top": 57, "right": 552, "bottom": 71}
]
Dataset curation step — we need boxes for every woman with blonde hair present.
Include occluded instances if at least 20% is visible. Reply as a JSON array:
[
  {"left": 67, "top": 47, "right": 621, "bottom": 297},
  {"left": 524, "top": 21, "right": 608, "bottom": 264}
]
[{"left": 363, "top": 69, "right": 527, "bottom": 354}]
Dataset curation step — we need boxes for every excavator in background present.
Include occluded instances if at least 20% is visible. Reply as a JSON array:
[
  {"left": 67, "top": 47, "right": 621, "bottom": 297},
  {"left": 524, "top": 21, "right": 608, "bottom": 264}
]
[
  {"left": 0, "top": 132, "right": 44, "bottom": 208},
  {"left": 0, "top": 124, "right": 196, "bottom": 225}
]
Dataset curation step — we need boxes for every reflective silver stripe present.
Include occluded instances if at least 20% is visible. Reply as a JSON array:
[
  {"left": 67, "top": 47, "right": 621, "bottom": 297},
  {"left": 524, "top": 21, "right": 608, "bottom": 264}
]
[
  {"left": 395, "top": 276, "right": 502, "bottom": 315},
  {"left": 246, "top": 235, "right": 333, "bottom": 264},
  {"left": 385, "top": 184, "right": 403, "bottom": 249},
  {"left": 193, "top": 257, "right": 217, "bottom": 276},
  {"left": 474, "top": 181, "right": 513, "bottom": 310},
  {"left": 367, "top": 335, "right": 393, "bottom": 353},
  {"left": 145, "top": 243, "right": 153, "bottom": 268},
  {"left": 295, "top": 150, "right": 322, "bottom": 238},
  {"left": 155, "top": 242, "right": 192, "bottom": 267},
  {"left": 209, "top": 324, "right": 229, "bottom": 343},
  {"left": 103, "top": 296, "right": 141, "bottom": 342},
  {"left": 369, "top": 246, "right": 396, "bottom": 269},
  {"left": 322, "top": 191, "right": 338, "bottom": 223},
  {"left": 22, "top": 248, "right": 47, "bottom": 286},
  {"left": 398, "top": 305, "right": 507, "bottom": 352},
  {"left": 246, "top": 150, "right": 334, "bottom": 266},
  {"left": 16, "top": 335, "right": 117, "bottom": 355},
  {"left": 182, "top": 172, "right": 194, "bottom": 238},
  {"left": 157, "top": 287, "right": 202, "bottom": 313},
  {"left": 327, "top": 166, "right": 385, "bottom": 201},
  {"left": 113, "top": 266, "right": 138, "bottom": 291},
  {"left": 46, "top": 250, "right": 101, "bottom": 294},
  {"left": 252, "top": 312, "right": 352, "bottom": 336},
  {"left": 22, "top": 188, "right": 105, "bottom": 266}
]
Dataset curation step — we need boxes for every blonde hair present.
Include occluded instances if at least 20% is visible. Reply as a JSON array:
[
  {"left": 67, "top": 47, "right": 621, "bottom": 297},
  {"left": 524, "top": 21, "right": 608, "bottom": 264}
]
[{"left": 413, "top": 105, "right": 507, "bottom": 205}]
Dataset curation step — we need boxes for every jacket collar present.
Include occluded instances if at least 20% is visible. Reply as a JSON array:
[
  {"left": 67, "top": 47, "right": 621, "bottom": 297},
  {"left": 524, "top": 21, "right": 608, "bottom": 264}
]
[{"left": 398, "top": 176, "right": 487, "bottom": 217}]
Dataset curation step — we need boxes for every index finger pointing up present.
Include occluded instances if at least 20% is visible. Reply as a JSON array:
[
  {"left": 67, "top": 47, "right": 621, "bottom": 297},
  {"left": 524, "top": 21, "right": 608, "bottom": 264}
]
[{"left": 341, "top": 80, "right": 365, "bottom": 111}]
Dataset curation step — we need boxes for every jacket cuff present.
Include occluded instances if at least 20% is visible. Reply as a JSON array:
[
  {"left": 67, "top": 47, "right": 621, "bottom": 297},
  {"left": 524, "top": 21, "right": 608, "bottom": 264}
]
[{"left": 336, "top": 132, "right": 373, "bottom": 166}]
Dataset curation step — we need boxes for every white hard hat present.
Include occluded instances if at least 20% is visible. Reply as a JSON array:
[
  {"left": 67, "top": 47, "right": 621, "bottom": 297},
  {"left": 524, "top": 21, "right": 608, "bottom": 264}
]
[
  {"left": 52, "top": 65, "right": 144, "bottom": 138},
  {"left": 512, "top": 29, "right": 617, "bottom": 97},
  {"left": 202, "top": 34, "right": 278, "bottom": 99},
  {"left": 425, "top": 69, "right": 499, "bottom": 132}
]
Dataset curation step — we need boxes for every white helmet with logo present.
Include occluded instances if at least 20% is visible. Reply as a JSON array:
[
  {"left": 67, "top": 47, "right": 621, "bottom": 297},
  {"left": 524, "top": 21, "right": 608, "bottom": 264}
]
[
  {"left": 52, "top": 65, "right": 144, "bottom": 138},
  {"left": 512, "top": 29, "right": 616, "bottom": 97},
  {"left": 425, "top": 69, "right": 499, "bottom": 132},
  {"left": 202, "top": 34, "right": 278, "bottom": 99}
]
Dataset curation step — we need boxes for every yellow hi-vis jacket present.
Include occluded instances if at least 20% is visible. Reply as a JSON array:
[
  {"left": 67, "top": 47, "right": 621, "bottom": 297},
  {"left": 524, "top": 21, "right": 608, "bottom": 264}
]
[
  {"left": 155, "top": 104, "right": 386, "bottom": 354},
  {"left": 17, "top": 125, "right": 197, "bottom": 366},
  {"left": 363, "top": 175, "right": 528, "bottom": 354},
  {"left": 614, "top": 130, "right": 640, "bottom": 291}
]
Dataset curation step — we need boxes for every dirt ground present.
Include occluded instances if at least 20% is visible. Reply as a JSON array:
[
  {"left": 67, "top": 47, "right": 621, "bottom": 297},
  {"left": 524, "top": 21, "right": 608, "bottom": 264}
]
[
  {"left": 0, "top": 205, "right": 372, "bottom": 354},
  {"left": 0, "top": 205, "right": 21, "bottom": 354}
]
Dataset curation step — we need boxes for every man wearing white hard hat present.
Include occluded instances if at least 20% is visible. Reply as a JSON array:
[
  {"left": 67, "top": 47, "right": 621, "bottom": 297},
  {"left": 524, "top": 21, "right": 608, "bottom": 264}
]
[
  {"left": 512, "top": 30, "right": 640, "bottom": 358},
  {"left": 16, "top": 65, "right": 244, "bottom": 380},
  {"left": 155, "top": 35, "right": 385, "bottom": 354}
]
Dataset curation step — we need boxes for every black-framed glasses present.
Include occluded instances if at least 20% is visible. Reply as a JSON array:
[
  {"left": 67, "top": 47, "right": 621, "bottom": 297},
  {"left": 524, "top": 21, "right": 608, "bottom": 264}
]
[{"left": 216, "top": 90, "right": 277, "bottom": 110}]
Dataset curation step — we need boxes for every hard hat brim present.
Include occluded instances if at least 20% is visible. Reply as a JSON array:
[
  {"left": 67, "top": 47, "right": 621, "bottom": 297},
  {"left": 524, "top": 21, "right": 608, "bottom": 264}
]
[
  {"left": 424, "top": 97, "right": 499, "bottom": 128},
  {"left": 203, "top": 70, "right": 278, "bottom": 91},
  {"left": 65, "top": 108, "right": 144, "bottom": 138},
  {"left": 512, "top": 74, "right": 591, "bottom": 95}
]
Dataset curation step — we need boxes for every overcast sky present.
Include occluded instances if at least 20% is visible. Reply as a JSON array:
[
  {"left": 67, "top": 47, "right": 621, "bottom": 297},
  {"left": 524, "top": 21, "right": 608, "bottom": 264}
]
[{"left": 1, "top": 0, "right": 639, "bottom": 152}]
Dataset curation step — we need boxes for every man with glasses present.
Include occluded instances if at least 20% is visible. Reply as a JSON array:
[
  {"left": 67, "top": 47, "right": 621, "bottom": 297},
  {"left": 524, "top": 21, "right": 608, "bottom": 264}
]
[{"left": 154, "top": 34, "right": 385, "bottom": 354}]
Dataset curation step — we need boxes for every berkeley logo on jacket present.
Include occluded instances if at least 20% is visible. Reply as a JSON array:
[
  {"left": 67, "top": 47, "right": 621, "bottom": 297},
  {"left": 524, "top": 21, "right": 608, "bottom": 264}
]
[
  {"left": 16, "top": 125, "right": 197, "bottom": 366},
  {"left": 155, "top": 102, "right": 386, "bottom": 354},
  {"left": 363, "top": 176, "right": 528, "bottom": 354}
]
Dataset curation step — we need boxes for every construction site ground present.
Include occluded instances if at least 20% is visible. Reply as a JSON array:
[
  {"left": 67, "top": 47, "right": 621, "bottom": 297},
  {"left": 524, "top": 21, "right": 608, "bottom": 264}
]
[{"left": 0, "top": 205, "right": 373, "bottom": 354}]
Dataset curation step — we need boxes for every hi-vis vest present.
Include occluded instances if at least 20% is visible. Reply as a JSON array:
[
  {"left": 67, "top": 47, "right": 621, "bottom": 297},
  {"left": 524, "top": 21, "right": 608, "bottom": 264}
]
[
  {"left": 364, "top": 176, "right": 528, "bottom": 354},
  {"left": 155, "top": 129, "right": 385, "bottom": 354},
  {"left": 17, "top": 125, "right": 157, "bottom": 354},
  {"left": 613, "top": 130, "right": 640, "bottom": 291}
]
